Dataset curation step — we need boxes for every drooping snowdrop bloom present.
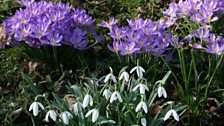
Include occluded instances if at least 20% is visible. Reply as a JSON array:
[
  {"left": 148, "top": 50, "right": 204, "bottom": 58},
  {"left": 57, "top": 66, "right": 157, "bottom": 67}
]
[
  {"left": 83, "top": 94, "right": 93, "bottom": 108},
  {"left": 164, "top": 109, "right": 179, "bottom": 121},
  {"left": 72, "top": 101, "right": 83, "bottom": 116},
  {"left": 85, "top": 108, "right": 99, "bottom": 123},
  {"left": 135, "top": 101, "right": 148, "bottom": 113},
  {"left": 103, "top": 89, "right": 112, "bottom": 100},
  {"left": 141, "top": 118, "right": 147, "bottom": 126},
  {"left": 130, "top": 65, "right": 145, "bottom": 78},
  {"left": 29, "top": 101, "right": 44, "bottom": 116},
  {"left": 45, "top": 110, "right": 57, "bottom": 122},
  {"left": 59, "top": 111, "right": 73, "bottom": 125},
  {"left": 132, "top": 83, "right": 149, "bottom": 95},
  {"left": 157, "top": 86, "right": 167, "bottom": 98},
  {"left": 119, "top": 71, "right": 129, "bottom": 82},
  {"left": 104, "top": 67, "right": 117, "bottom": 83},
  {"left": 110, "top": 91, "right": 123, "bottom": 103}
]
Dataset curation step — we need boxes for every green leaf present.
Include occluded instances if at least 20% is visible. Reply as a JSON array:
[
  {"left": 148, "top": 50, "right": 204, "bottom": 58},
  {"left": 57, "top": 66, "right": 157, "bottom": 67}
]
[{"left": 21, "top": 72, "right": 39, "bottom": 96}]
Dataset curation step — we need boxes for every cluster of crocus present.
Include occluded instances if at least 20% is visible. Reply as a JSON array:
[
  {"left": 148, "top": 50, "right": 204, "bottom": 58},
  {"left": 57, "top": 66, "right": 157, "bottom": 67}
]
[
  {"left": 4, "top": 0, "right": 102, "bottom": 49},
  {"left": 164, "top": 0, "right": 223, "bottom": 27},
  {"left": 98, "top": 17, "right": 176, "bottom": 56}
]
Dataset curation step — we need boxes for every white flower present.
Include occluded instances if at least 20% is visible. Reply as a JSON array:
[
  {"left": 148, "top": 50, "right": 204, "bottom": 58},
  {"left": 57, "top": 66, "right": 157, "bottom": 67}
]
[
  {"left": 132, "top": 83, "right": 149, "bottom": 95},
  {"left": 164, "top": 109, "right": 179, "bottom": 121},
  {"left": 72, "top": 101, "right": 83, "bottom": 116},
  {"left": 104, "top": 67, "right": 117, "bottom": 83},
  {"left": 83, "top": 94, "right": 93, "bottom": 108},
  {"left": 157, "top": 86, "right": 167, "bottom": 98},
  {"left": 103, "top": 89, "right": 112, "bottom": 100},
  {"left": 110, "top": 91, "right": 123, "bottom": 103},
  {"left": 29, "top": 101, "right": 44, "bottom": 116},
  {"left": 45, "top": 110, "right": 57, "bottom": 122},
  {"left": 119, "top": 71, "right": 129, "bottom": 82},
  {"left": 85, "top": 108, "right": 99, "bottom": 123},
  {"left": 135, "top": 101, "right": 148, "bottom": 113},
  {"left": 141, "top": 118, "right": 147, "bottom": 126},
  {"left": 130, "top": 65, "right": 145, "bottom": 78},
  {"left": 59, "top": 111, "right": 73, "bottom": 125}
]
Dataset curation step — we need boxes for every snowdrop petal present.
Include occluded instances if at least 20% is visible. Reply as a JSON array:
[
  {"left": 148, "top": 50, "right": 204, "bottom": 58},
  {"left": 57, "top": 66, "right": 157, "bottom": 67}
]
[
  {"left": 89, "top": 95, "right": 93, "bottom": 106},
  {"left": 132, "top": 84, "right": 140, "bottom": 92},
  {"left": 142, "top": 102, "right": 148, "bottom": 113},
  {"left": 172, "top": 110, "right": 179, "bottom": 121},
  {"left": 62, "top": 113, "right": 69, "bottom": 125},
  {"left": 104, "top": 74, "right": 111, "bottom": 83},
  {"left": 139, "top": 67, "right": 145, "bottom": 73},
  {"left": 164, "top": 110, "right": 173, "bottom": 121},
  {"left": 130, "top": 67, "right": 137, "bottom": 74},
  {"left": 103, "top": 89, "right": 112, "bottom": 100},
  {"left": 158, "top": 86, "right": 162, "bottom": 97},
  {"left": 92, "top": 109, "right": 99, "bottom": 123},
  {"left": 29, "top": 103, "right": 34, "bottom": 112},
  {"left": 139, "top": 84, "right": 145, "bottom": 94},
  {"left": 33, "top": 103, "right": 39, "bottom": 116},
  {"left": 37, "top": 102, "right": 44, "bottom": 110},
  {"left": 111, "top": 75, "right": 117, "bottom": 83},
  {"left": 49, "top": 110, "right": 57, "bottom": 121},
  {"left": 141, "top": 118, "right": 147, "bottom": 126},
  {"left": 119, "top": 73, "right": 124, "bottom": 81},
  {"left": 124, "top": 72, "right": 129, "bottom": 82},
  {"left": 85, "top": 109, "right": 94, "bottom": 117},
  {"left": 110, "top": 92, "right": 116, "bottom": 103},
  {"left": 116, "top": 92, "right": 123, "bottom": 103},
  {"left": 45, "top": 112, "right": 50, "bottom": 122},
  {"left": 135, "top": 102, "right": 142, "bottom": 112},
  {"left": 161, "top": 87, "right": 167, "bottom": 98}
]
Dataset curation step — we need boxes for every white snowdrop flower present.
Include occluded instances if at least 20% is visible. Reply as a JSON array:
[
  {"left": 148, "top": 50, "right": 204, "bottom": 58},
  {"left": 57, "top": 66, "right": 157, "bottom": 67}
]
[
  {"left": 59, "top": 111, "right": 73, "bottom": 125},
  {"left": 29, "top": 101, "right": 44, "bottom": 116},
  {"left": 72, "top": 101, "right": 83, "bottom": 116},
  {"left": 85, "top": 108, "right": 99, "bottom": 123},
  {"left": 119, "top": 71, "right": 129, "bottom": 82},
  {"left": 164, "top": 109, "right": 179, "bottom": 121},
  {"left": 132, "top": 83, "right": 149, "bottom": 95},
  {"left": 130, "top": 65, "right": 145, "bottom": 78},
  {"left": 157, "top": 86, "right": 167, "bottom": 98},
  {"left": 103, "top": 89, "right": 112, "bottom": 100},
  {"left": 83, "top": 94, "right": 93, "bottom": 108},
  {"left": 110, "top": 91, "right": 123, "bottom": 103},
  {"left": 135, "top": 101, "right": 148, "bottom": 113},
  {"left": 104, "top": 67, "right": 117, "bottom": 83},
  {"left": 45, "top": 110, "right": 57, "bottom": 122},
  {"left": 141, "top": 118, "right": 147, "bottom": 126}
]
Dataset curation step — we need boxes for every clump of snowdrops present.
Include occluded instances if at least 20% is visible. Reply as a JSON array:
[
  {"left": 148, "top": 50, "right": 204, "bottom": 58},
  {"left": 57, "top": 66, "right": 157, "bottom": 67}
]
[{"left": 28, "top": 61, "right": 187, "bottom": 125}]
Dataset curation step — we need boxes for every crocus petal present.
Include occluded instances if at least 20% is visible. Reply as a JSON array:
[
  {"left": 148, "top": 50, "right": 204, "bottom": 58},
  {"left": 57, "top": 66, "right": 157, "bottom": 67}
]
[{"left": 164, "top": 110, "right": 172, "bottom": 121}]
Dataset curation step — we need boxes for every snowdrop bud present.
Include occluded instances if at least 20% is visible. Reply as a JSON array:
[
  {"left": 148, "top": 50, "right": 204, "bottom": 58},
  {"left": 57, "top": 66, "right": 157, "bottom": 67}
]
[
  {"left": 45, "top": 110, "right": 57, "bottom": 122},
  {"left": 85, "top": 108, "right": 99, "bottom": 123},
  {"left": 164, "top": 109, "right": 179, "bottom": 121},
  {"left": 83, "top": 94, "right": 93, "bottom": 108},
  {"left": 59, "top": 111, "right": 73, "bottom": 125},
  {"left": 103, "top": 89, "right": 112, "bottom": 100},
  {"left": 29, "top": 101, "right": 44, "bottom": 116},
  {"left": 141, "top": 118, "right": 147, "bottom": 126},
  {"left": 119, "top": 71, "right": 129, "bottom": 82},
  {"left": 157, "top": 86, "right": 167, "bottom": 98},
  {"left": 135, "top": 101, "right": 148, "bottom": 113},
  {"left": 110, "top": 91, "right": 123, "bottom": 103}
]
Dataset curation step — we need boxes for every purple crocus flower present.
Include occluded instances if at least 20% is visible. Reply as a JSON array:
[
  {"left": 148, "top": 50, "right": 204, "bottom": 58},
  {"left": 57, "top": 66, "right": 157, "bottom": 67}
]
[
  {"left": 98, "top": 17, "right": 119, "bottom": 30},
  {"left": 46, "top": 32, "right": 63, "bottom": 46}
]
